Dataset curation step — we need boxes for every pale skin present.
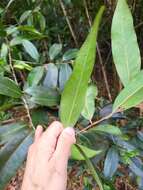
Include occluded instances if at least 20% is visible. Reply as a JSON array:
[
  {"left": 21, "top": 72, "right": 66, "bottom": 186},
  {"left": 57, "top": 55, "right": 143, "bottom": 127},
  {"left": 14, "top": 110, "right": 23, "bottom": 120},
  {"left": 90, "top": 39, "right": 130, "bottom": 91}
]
[{"left": 21, "top": 121, "right": 76, "bottom": 190}]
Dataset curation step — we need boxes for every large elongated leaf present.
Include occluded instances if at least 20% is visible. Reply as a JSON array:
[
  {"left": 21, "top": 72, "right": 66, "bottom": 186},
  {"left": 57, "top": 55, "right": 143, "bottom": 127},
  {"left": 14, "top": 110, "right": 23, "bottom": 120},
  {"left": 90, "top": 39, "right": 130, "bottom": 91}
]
[
  {"left": 103, "top": 147, "right": 119, "bottom": 179},
  {"left": 0, "top": 132, "right": 33, "bottom": 189},
  {"left": 113, "top": 71, "right": 143, "bottom": 112},
  {"left": 0, "top": 76, "right": 22, "bottom": 98},
  {"left": 111, "top": 0, "right": 141, "bottom": 86},
  {"left": 60, "top": 6, "right": 105, "bottom": 127},
  {"left": 0, "top": 123, "right": 28, "bottom": 144},
  {"left": 25, "top": 86, "right": 60, "bottom": 107},
  {"left": 71, "top": 144, "right": 101, "bottom": 161}
]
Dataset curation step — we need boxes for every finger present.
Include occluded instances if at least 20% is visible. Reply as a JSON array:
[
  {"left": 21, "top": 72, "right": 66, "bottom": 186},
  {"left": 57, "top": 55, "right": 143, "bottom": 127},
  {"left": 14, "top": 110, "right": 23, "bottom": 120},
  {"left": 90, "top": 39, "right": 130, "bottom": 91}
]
[
  {"left": 41, "top": 121, "right": 63, "bottom": 155},
  {"left": 53, "top": 127, "right": 76, "bottom": 167},
  {"left": 34, "top": 125, "right": 43, "bottom": 142}
]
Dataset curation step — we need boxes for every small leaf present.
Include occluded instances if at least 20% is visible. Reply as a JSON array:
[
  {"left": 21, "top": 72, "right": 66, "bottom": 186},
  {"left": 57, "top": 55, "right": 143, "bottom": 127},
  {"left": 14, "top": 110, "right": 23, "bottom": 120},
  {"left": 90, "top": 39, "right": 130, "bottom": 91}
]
[
  {"left": 27, "top": 66, "right": 45, "bottom": 86},
  {"left": 0, "top": 76, "right": 22, "bottom": 98},
  {"left": 63, "top": 49, "right": 78, "bottom": 61},
  {"left": 113, "top": 71, "right": 143, "bottom": 112},
  {"left": 0, "top": 43, "right": 8, "bottom": 58},
  {"left": 81, "top": 85, "right": 98, "bottom": 120},
  {"left": 25, "top": 86, "right": 60, "bottom": 107},
  {"left": 60, "top": 6, "right": 105, "bottom": 127},
  {"left": 22, "top": 39, "right": 39, "bottom": 61},
  {"left": 20, "top": 10, "right": 32, "bottom": 23},
  {"left": 0, "top": 132, "right": 33, "bottom": 189},
  {"left": 103, "top": 147, "right": 119, "bottom": 179},
  {"left": 111, "top": 0, "right": 141, "bottom": 86},
  {"left": 49, "top": 43, "right": 62, "bottom": 60},
  {"left": 43, "top": 63, "right": 58, "bottom": 89},
  {"left": 14, "top": 61, "right": 33, "bottom": 71},
  {"left": 90, "top": 125, "right": 122, "bottom": 136},
  {"left": 59, "top": 64, "right": 72, "bottom": 91},
  {"left": 71, "top": 144, "right": 101, "bottom": 161},
  {"left": 10, "top": 37, "right": 23, "bottom": 46}
]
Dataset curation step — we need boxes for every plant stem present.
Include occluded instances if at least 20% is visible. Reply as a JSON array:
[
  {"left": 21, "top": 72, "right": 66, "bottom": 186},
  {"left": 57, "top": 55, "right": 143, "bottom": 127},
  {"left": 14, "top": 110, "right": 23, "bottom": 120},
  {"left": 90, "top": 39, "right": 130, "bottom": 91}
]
[
  {"left": 7, "top": 40, "right": 35, "bottom": 130},
  {"left": 83, "top": 0, "right": 112, "bottom": 102},
  {"left": 59, "top": 0, "right": 78, "bottom": 47},
  {"left": 78, "top": 112, "right": 113, "bottom": 134}
]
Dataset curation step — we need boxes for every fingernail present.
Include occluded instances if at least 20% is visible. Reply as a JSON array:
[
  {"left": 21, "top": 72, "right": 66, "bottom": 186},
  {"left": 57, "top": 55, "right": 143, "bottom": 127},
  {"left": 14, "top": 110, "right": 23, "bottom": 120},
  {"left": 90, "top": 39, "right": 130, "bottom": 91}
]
[{"left": 64, "top": 127, "right": 75, "bottom": 136}]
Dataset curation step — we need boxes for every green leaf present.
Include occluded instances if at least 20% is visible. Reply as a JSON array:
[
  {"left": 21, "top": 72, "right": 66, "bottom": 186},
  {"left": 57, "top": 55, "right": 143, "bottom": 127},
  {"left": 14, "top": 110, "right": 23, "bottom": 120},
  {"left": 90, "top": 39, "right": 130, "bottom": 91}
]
[
  {"left": 22, "top": 39, "right": 39, "bottom": 61},
  {"left": 0, "top": 123, "right": 28, "bottom": 144},
  {"left": 14, "top": 61, "right": 33, "bottom": 71},
  {"left": 0, "top": 43, "right": 8, "bottom": 58},
  {"left": 59, "top": 64, "right": 72, "bottom": 91},
  {"left": 111, "top": 0, "right": 141, "bottom": 86},
  {"left": 10, "top": 37, "right": 23, "bottom": 46},
  {"left": 103, "top": 147, "right": 119, "bottom": 179},
  {"left": 71, "top": 144, "right": 101, "bottom": 161},
  {"left": 113, "top": 71, "right": 143, "bottom": 112},
  {"left": 49, "top": 43, "right": 62, "bottom": 60},
  {"left": 62, "top": 48, "right": 78, "bottom": 61},
  {"left": 0, "top": 76, "right": 22, "bottom": 98},
  {"left": 25, "top": 86, "right": 60, "bottom": 107},
  {"left": 20, "top": 10, "right": 32, "bottom": 23},
  {"left": 60, "top": 6, "right": 105, "bottom": 127},
  {"left": 90, "top": 125, "right": 122, "bottom": 136},
  {"left": 81, "top": 85, "right": 98, "bottom": 121},
  {"left": 0, "top": 132, "right": 33, "bottom": 189},
  {"left": 27, "top": 66, "right": 45, "bottom": 86}
]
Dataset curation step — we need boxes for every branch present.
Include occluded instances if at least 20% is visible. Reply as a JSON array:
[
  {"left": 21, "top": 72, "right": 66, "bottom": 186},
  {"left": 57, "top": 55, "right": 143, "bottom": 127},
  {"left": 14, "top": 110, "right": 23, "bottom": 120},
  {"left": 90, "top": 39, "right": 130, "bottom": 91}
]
[
  {"left": 7, "top": 39, "right": 35, "bottom": 130},
  {"left": 59, "top": 0, "right": 78, "bottom": 47}
]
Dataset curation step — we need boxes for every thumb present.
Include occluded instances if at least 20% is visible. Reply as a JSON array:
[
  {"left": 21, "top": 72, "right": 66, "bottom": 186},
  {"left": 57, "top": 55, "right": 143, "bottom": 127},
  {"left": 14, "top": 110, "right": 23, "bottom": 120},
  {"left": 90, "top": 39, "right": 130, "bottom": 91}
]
[{"left": 53, "top": 127, "right": 76, "bottom": 165}]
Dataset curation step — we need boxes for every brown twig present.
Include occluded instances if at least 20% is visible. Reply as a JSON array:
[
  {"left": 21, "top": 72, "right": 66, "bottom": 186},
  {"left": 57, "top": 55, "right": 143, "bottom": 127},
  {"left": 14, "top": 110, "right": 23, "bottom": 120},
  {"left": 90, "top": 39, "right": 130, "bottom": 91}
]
[
  {"left": 7, "top": 39, "right": 35, "bottom": 130},
  {"left": 83, "top": 0, "right": 112, "bottom": 102},
  {"left": 59, "top": 0, "right": 78, "bottom": 47},
  {"left": 77, "top": 112, "right": 113, "bottom": 134}
]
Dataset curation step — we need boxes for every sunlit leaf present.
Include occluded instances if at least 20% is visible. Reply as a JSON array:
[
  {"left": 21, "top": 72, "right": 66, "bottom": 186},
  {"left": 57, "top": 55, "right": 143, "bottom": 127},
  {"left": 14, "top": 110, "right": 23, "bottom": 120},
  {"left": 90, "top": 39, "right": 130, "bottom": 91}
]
[
  {"left": 60, "top": 6, "right": 105, "bottom": 127},
  {"left": 71, "top": 144, "right": 101, "bottom": 161},
  {"left": 111, "top": 0, "right": 141, "bottom": 86}
]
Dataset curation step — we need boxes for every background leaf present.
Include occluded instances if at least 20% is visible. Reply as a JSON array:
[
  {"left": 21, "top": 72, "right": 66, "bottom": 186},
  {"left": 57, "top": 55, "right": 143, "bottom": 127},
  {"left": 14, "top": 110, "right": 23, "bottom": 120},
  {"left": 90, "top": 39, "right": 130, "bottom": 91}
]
[
  {"left": 49, "top": 43, "right": 62, "bottom": 60},
  {"left": 43, "top": 63, "right": 58, "bottom": 89},
  {"left": 113, "top": 71, "right": 143, "bottom": 112},
  {"left": 0, "top": 77, "right": 22, "bottom": 98},
  {"left": 90, "top": 125, "right": 122, "bottom": 136},
  {"left": 111, "top": 0, "right": 141, "bottom": 86},
  {"left": 27, "top": 66, "right": 45, "bottom": 86},
  {"left": 81, "top": 84, "right": 98, "bottom": 121},
  {"left": 60, "top": 6, "right": 105, "bottom": 127},
  {"left": 0, "top": 132, "right": 33, "bottom": 189},
  {"left": 25, "top": 86, "right": 60, "bottom": 107},
  {"left": 59, "top": 63, "right": 72, "bottom": 91},
  {"left": 71, "top": 144, "right": 101, "bottom": 161},
  {"left": 22, "top": 39, "right": 39, "bottom": 61},
  {"left": 103, "top": 147, "right": 119, "bottom": 179}
]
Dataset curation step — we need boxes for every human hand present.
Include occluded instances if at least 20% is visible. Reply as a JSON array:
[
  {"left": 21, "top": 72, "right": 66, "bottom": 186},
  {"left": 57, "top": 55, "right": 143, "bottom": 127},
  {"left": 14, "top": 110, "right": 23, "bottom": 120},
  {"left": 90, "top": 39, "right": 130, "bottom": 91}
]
[{"left": 21, "top": 121, "right": 76, "bottom": 190}]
